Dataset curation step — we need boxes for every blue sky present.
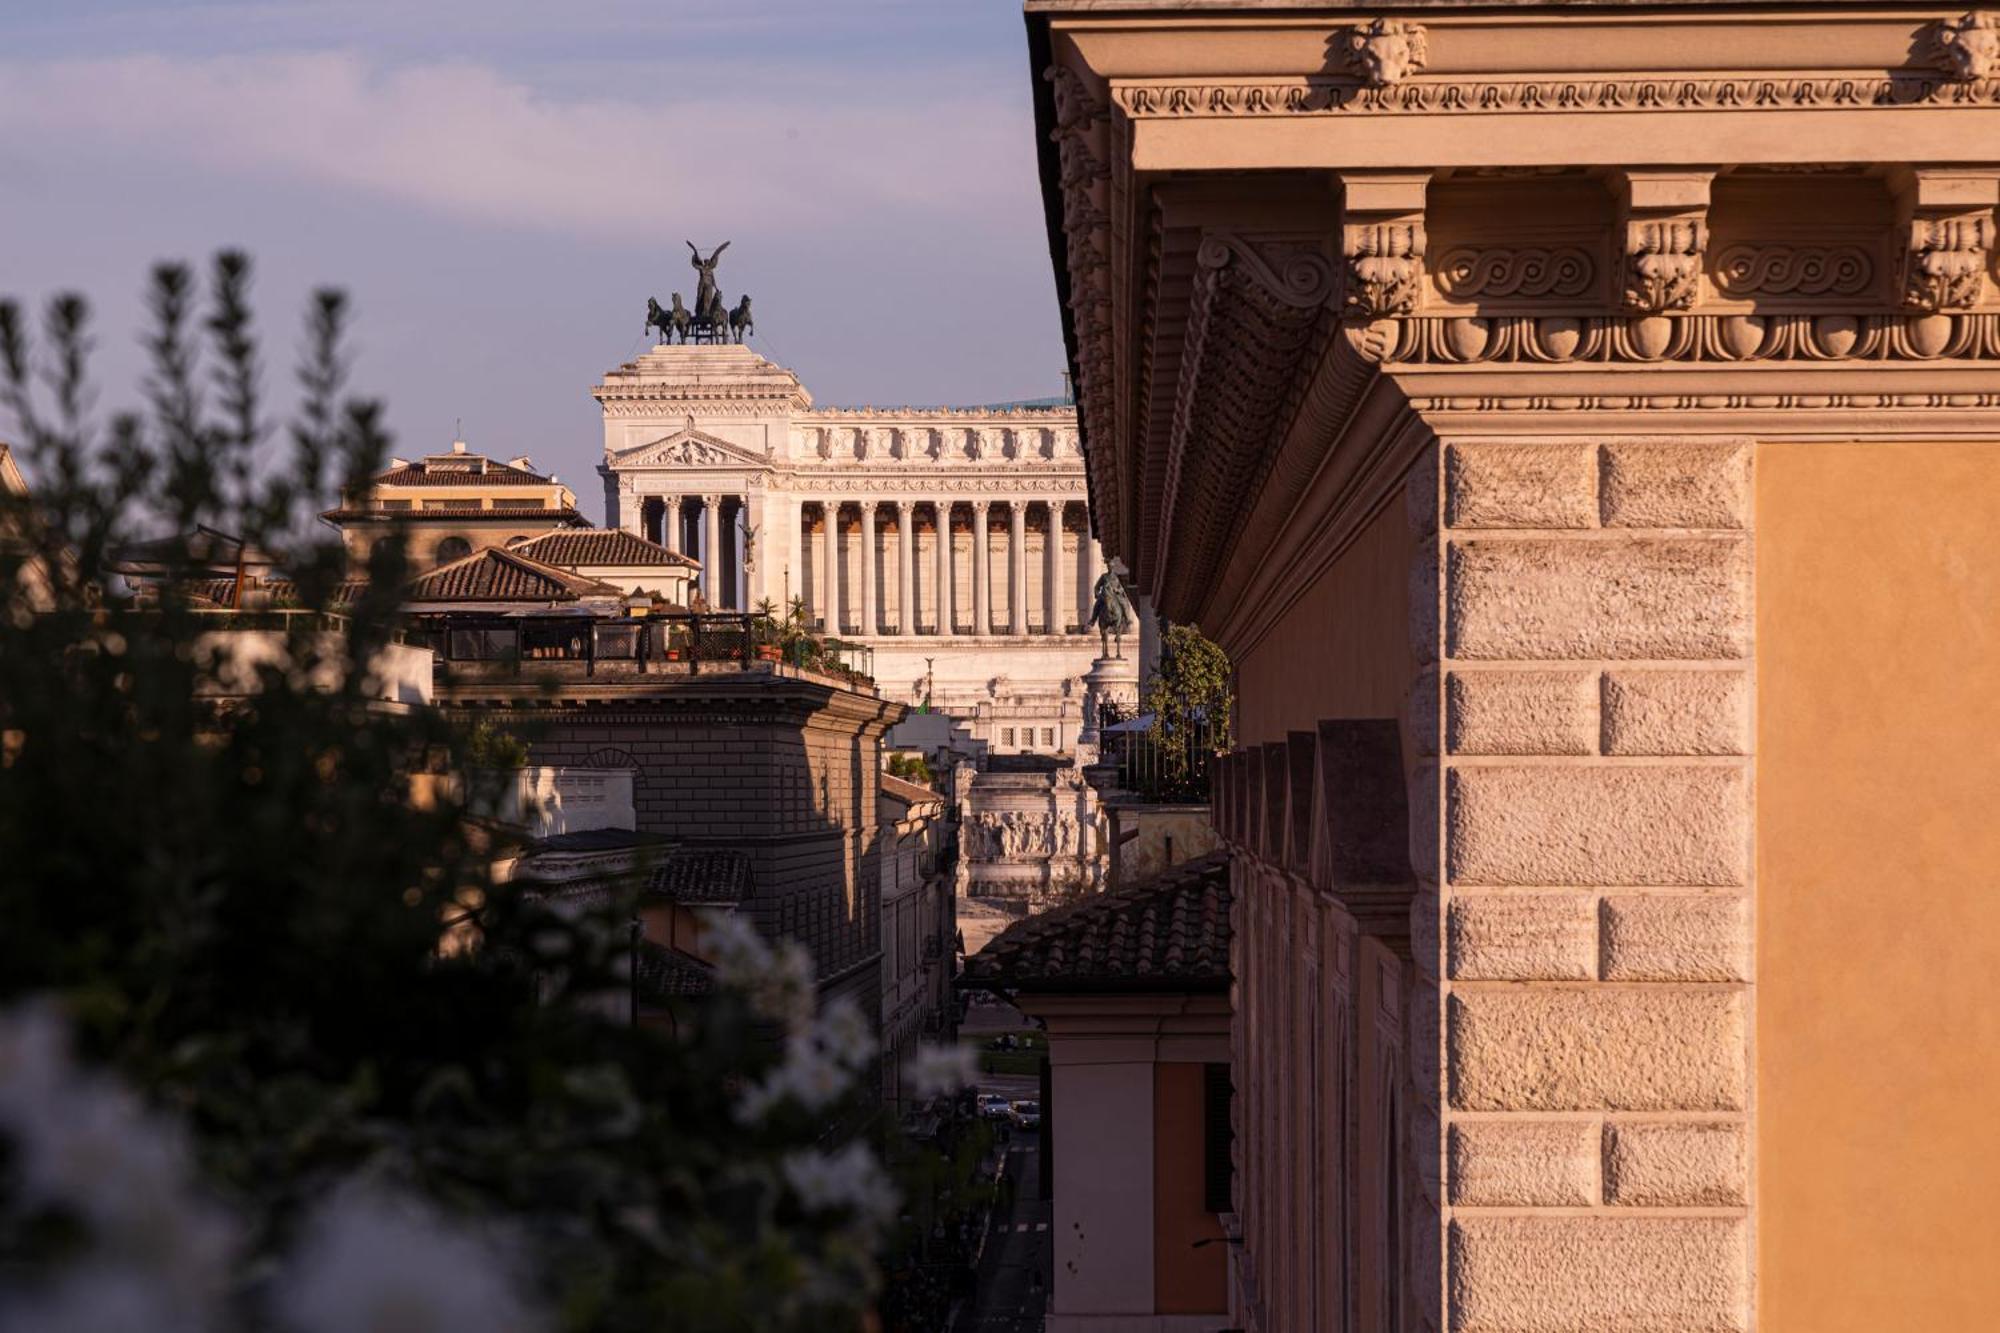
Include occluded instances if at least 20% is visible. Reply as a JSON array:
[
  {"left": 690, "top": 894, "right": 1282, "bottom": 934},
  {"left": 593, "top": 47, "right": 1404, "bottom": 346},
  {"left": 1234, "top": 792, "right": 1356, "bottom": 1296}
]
[{"left": 0, "top": 1, "right": 1063, "bottom": 509}]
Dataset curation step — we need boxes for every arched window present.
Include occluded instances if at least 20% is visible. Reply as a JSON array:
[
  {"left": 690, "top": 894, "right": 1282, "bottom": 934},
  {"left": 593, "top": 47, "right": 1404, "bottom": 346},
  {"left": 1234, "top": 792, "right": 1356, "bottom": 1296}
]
[{"left": 435, "top": 536, "right": 472, "bottom": 565}]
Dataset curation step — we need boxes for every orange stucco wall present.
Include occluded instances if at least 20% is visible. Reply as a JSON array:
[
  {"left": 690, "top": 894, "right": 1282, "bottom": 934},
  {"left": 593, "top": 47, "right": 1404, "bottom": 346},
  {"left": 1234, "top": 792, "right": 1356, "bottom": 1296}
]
[
  {"left": 1231, "top": 496, "right": 1415, "bottom": 747},
  {"left": 1756, "top": 441, "right": 2000, "bottom": 1329},
  {"left": 1152, "top": 1061, "right": 1225, "bottom": 1313}
]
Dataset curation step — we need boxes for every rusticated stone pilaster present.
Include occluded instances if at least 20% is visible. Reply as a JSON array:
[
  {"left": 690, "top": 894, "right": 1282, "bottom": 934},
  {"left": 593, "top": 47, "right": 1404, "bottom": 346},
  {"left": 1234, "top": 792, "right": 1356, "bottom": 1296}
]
[{"left": 1434, "top": 434, "right": 1755, "bottom": 1333}]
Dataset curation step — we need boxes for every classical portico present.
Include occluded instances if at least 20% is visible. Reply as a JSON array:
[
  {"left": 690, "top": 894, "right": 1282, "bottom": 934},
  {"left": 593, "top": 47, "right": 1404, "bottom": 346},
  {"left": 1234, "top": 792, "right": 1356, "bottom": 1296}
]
[{"left": 596, "top": 344, "right": 1104, "bottom": 756}]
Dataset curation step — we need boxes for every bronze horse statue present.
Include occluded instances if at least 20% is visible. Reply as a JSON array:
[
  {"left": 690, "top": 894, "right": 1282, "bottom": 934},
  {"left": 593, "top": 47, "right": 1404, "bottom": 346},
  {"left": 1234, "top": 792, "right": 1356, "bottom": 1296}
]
[
  {"left": 645, "top": 294, "right": 693, "bottom": 344},
  {"left": 729, "top": 295, "right": 754, "bottom": 343}
]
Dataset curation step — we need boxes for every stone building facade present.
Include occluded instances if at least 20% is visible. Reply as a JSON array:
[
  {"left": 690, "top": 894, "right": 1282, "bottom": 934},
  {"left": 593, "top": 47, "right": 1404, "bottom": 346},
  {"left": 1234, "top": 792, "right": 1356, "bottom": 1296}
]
[
  {"left": 436, "top": 664, "right": 903, "bottom": 1018},
  {"left": 595, "top": 344, "right": 1104, "bottom": 757},
  {"left": 1030, "top": 3, "right": 2000, "bottom": 1330}
]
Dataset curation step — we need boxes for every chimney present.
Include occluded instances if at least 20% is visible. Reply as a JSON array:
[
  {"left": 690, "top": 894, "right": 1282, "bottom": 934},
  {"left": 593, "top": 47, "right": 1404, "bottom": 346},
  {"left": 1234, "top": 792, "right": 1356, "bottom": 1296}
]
[{"left": 451, "top": 436, "right": 467, "bottom": 454}]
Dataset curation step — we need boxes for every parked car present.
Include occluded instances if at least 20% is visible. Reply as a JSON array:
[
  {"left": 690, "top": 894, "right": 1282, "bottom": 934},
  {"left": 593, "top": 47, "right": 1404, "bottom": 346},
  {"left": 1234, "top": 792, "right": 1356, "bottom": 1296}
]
[
  {"left": 978, "top": 1094, "right": 1012, "bottom": 1120},
  {"left": 1008, "top": 1100, "right": 1041, "bottom": 1131}
]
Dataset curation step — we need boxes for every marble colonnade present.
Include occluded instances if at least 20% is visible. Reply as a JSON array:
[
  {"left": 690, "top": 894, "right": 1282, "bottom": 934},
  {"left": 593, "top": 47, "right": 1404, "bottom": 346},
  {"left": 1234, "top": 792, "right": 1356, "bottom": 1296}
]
[{"left": 805, "top": 497, "right": 1093, "bottom": 638}]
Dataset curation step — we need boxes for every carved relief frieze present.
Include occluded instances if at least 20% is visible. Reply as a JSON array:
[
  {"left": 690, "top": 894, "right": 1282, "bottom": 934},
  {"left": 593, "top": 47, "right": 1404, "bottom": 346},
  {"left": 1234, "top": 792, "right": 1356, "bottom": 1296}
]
[
  {"left": 1622, "top": 218, "right": 1707, "bottom": 313},
  {"left": 1337, "top": 18, "right": 1429, "bottom": 88},
  {"left": 770, "top": 474, "right": 1087, "bottom": 495},
  {"left": 1434, "top": 246, "right": 1594, "bottom": 300},
  {"left": 1902, "top": 214, "right": 1995, "bottom": 311},
  {"left": 1114, "top": 73, "right": 2000, "bottom": 120},
  {"left": 1711, "top": 244, "right": 1875, "bottom": 298},
  {"left": 1919, "top": 11, "right": 2000, "bottom": 82}
]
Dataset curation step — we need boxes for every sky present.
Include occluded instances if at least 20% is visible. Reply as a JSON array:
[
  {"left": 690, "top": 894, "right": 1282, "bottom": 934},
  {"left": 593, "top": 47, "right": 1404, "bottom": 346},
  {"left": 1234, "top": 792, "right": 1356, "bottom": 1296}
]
[{"left": 0, "top": 0, "right": 1065, "bottom": 513}]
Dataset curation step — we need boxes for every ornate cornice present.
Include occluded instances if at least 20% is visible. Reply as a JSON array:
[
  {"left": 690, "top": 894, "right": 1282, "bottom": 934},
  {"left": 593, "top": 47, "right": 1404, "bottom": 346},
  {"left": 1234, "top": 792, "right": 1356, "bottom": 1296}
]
[
  {"left": 1113, "top": 73, "right": 2000, "bottom": 120},
  {"left": 1153, "top": 232, "right": 1336, "bottom": 616},
  {"left": 1364, "top": 310, "right": 2000, "bottom": 365},
  {"left": 1045, "top": 61, "right": 1120, "bottom": 562}
]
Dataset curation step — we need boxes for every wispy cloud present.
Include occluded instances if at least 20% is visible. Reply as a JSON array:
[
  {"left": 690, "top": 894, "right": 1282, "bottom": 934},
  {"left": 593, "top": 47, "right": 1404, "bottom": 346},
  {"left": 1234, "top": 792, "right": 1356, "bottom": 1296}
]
[{"left": 0, "top": 50, "right": 1035, "bottom": 245}]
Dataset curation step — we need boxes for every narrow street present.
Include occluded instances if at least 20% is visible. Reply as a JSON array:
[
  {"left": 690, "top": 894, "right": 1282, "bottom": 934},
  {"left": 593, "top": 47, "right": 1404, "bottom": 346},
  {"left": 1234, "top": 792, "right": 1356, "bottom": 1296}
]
[
  {"left": 955, "top": 1123, "right": 1050, "bottom": 1333},
  {"left": 952, "top": 994, "right": 1050, "bottom": 1332}
]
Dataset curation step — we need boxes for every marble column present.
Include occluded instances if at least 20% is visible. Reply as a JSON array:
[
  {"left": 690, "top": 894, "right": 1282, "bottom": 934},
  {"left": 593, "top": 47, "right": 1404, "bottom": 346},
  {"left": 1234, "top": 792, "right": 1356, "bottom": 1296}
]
[
  {"left": 701, "top": 493, "right": 721, "bottom": 608},
  {"left": 934, "top": 500, "right": 954, "bottom": 636},
  {"left": 1009, "top": 501, "right": 1028, "bottom": 636},
  {"left": 859, "top": 501, "right": 878, "bottom": 637},
  {"left": 972, "top": 501, "right": 991, "bottom": 635},
  {"left": 663, "top": 495, "right": 683, "bottom": 554},
  {"left": 822, "top": 500, "right": 840, "bottom": 632},
  {"left": 1081, "top": 529, "right": 1101, "bottom": 638},
  {"left": 1044, "top": 499, "right": 1064, "bottom": 634},
  {"left": 896, "top": 500, "right": 915, "bottom": 635}
]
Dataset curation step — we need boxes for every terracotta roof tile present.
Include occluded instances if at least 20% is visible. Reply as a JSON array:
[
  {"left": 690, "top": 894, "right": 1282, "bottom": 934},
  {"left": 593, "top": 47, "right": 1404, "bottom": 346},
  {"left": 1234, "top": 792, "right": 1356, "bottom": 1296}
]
[
  {"left": 962, "top": 850, "right": 1232, "bottom": 993},
  {"left": 634, "top": 941, "right": 716, "bottom": 999},
  {"left": 508, "top": 529, "right": 698, "bottom": 569},
  {"left": 401, "top": 546, "right": 627, "bottom": 603},
  {"left": 646, "top": 846, "right": 755, "bottom": 905}
]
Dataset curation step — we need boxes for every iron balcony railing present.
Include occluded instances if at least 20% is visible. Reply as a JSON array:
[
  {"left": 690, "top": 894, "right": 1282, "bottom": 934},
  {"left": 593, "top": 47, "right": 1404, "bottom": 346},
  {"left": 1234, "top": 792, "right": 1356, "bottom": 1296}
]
[
  {"left": 413, "top": 612, "right": 875, "bottom": 685},
  {"left": 1108, "top": 712, "right": 1221, "bottom": 803}
]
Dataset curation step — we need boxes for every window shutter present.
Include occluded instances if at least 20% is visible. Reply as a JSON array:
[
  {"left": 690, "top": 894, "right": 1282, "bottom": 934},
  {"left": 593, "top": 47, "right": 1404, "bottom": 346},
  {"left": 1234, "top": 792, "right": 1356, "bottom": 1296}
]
[{"left": 1202, "top": 1061, "right": 1234, "bottom": 1214}]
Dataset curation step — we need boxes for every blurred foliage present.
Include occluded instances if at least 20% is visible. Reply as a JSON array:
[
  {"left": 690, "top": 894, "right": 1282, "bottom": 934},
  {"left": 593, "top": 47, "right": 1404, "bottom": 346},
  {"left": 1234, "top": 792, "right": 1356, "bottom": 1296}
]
[
  {"left": 0, "top": 255, "right": 889, "bottom": 1331},
  {"left": 1141, "top": 623, "right": 1232, "bottom": 800}
]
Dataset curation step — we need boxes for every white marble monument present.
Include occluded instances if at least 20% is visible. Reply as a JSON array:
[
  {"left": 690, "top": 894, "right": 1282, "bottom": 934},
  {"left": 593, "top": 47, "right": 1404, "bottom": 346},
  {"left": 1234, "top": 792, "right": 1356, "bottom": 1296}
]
[{"left": 595, "top": 343, "right": 1106, "bottom": 759}]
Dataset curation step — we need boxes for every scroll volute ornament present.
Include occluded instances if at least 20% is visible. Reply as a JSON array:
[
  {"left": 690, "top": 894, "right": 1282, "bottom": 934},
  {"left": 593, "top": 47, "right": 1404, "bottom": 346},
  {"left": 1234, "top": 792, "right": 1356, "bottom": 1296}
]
[{"left": 1920, "top": 12, "right": 2000, "bottom": 81}]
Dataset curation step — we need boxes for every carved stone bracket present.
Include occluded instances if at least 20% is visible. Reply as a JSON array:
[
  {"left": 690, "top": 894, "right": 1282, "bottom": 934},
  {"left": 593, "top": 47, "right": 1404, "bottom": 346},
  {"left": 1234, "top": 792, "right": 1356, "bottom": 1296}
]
[
  {"left": 1616, "top": 169, "right": 1712, "bottom": 314},
  {"left": 1891, "top": 167, "right": 2000, "bottom": 312},
  {"left": 1339, "top": 171, "right": 1432, "bottom": 321},
  {"left": 1343, "top": 222, "right": 1426, "bottom": 318},
  {"left": 1904, "top": 215, "right": 1995, "bottom": 310}
]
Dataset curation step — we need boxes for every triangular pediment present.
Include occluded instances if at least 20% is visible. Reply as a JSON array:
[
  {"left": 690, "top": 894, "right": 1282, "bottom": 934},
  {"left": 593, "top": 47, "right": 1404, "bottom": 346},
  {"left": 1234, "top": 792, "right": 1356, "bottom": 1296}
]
[{"left": 610, "top": 427, "right": 766, "bottom": 470}]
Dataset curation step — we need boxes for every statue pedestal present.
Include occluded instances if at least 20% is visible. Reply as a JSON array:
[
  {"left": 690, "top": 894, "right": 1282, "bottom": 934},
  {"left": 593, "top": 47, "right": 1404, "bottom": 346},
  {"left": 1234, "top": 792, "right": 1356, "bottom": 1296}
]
[{"left": 1079, "top": 654, "right": 1140, "bottom": 744}]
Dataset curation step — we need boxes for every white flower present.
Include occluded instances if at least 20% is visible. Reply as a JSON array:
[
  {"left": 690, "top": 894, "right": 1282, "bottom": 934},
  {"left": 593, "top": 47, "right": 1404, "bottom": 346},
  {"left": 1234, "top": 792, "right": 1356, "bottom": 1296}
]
[
  {"left": 742, "top": 939, "right": 816, "bottom": 1032},
  {"left": 781, "top": 1142, "right": 898, "bottom": 1224},
  {"left": 902, "top": 1043, "right": 977, "bottom": 1097},
  {"left": 277, "top": 1183, "right": 544, "bottom": 1333},
  {"left": 0, "top": 1003, "right": 236, "bottom": 1329},
  {"left": 699, "top": 909, "right": 772, "bottom": 983},
  {"left": 813, "top": 999, "right": 875, "bottom": 1072}
]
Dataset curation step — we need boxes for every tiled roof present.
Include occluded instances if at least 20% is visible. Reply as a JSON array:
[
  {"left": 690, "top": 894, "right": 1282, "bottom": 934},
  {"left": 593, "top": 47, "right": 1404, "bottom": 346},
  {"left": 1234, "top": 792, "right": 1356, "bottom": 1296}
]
[
  {"left": 646, "top": 846, "right": 756, "bottom": 905},
  {"left": 374, "top": 458, "right": 554, "bottom": 487},
  {"left": 181, "top": 577, "right": 366, "bottom": 607},
  {"left": 961, "top": 851, "right": 1232, "bottom": 994},
  {"left": 881, "top": 773, "right": 944, "bottom": 807},
  {"left": 402, "top": 546, "right": 626, "bottom": 603},
  {"left": 634, "top": 940, "right": 716, "bottom": 999},
  {"left": 508, "top": 529, "right": 698, "bottom": 569}
]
